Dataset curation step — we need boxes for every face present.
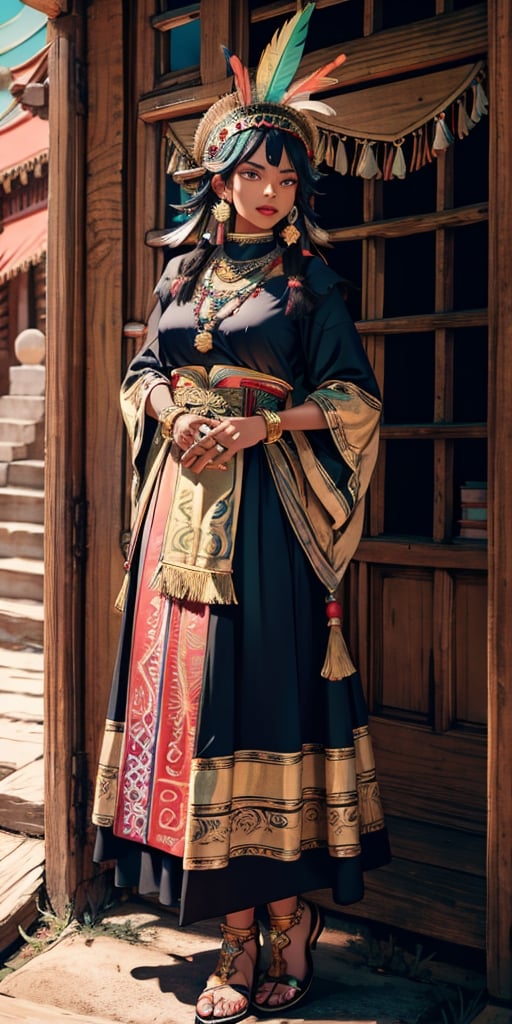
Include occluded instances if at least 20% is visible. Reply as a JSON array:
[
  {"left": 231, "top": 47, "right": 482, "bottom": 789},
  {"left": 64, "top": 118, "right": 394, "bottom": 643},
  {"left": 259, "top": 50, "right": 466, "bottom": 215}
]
[{"left": 221, "top": 140, "right": 298, "bottom": 234}]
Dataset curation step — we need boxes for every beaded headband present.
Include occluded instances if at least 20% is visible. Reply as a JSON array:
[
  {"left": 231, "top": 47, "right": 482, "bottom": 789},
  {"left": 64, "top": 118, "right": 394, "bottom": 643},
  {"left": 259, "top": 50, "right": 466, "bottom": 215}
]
[{"left": 193, "top": 2, "right": 346, "bottom": 172}]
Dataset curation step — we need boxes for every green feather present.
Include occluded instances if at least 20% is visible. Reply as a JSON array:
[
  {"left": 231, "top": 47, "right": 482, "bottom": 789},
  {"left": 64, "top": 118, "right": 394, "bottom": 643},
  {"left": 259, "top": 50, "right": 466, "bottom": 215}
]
[{"left": 255, "top": 3, "right": 315, "bottom": 103}]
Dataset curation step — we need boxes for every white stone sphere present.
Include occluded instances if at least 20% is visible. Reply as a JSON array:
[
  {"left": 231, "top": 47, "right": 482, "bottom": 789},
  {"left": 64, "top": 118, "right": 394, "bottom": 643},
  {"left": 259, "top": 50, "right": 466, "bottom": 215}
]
[{"left": 14, "top": 328, "right": 46, "bottom": 365}]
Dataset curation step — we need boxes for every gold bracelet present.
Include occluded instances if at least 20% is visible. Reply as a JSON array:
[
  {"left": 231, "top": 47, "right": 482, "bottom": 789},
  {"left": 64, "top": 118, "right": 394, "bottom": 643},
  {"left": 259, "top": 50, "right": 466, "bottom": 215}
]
[
  {"left": 256, "top": 408, "right": 283, "bottom": 444},
  {"left": 158, "top": 406, "right": 187, "bottom": 440}
]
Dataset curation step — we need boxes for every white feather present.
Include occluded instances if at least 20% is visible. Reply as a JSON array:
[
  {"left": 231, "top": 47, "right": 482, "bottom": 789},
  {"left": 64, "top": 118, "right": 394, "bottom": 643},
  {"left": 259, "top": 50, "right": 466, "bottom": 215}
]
[{"left": 289, "top": 98, "right": 337, "bottom": 117}]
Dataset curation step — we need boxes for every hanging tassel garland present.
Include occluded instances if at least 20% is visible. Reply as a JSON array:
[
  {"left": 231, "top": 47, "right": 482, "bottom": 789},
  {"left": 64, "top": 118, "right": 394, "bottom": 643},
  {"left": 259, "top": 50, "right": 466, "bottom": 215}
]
[
  {"left": 432, "top": 113, "right": 454, "bottom": 156},
  {"left": 356, "top": 141, "right": 380, "bottom": 179}
]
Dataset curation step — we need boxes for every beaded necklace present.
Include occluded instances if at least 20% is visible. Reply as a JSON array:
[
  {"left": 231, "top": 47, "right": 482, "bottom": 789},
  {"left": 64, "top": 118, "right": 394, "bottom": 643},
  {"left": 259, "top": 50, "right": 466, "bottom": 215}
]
[{"left": 193, "top": 249, "right": 282, "bottom": 353}]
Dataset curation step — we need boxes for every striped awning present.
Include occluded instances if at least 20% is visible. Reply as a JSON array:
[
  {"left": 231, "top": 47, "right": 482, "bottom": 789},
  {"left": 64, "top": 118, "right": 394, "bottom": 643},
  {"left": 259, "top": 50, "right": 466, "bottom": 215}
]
[{"left": 0, "top": 205, "right": 47, "bottom": 283}]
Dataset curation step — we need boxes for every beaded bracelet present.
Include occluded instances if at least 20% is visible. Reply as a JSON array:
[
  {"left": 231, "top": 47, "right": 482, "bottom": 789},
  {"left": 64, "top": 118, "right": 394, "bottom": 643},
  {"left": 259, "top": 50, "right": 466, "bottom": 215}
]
[
  {"left": 256, "top": 408, "right": 283, "bottom": 444},
  {"left": 158, "top": 405, "right": 188, "bottom": 440}
]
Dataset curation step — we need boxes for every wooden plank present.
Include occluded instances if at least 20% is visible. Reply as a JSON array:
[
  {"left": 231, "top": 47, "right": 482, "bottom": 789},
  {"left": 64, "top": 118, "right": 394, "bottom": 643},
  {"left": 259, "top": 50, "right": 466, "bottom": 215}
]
[
  {"left": 386, "top": 815, "right": 486, "bottom": 877},
  {"left": 0, "top": 832, "right": 44, "bottom": 953},
  {"left": 369, "top": 718, "right": 486, "bottom": 832},
  {"left": 0, "top": 758, "right": 43, "bottom": 837},
  {"left": 380, "top": 424, "right": 486, "bottom": 439},
  {"left": 311, "top": 852, "right": 486, "bottom": 949},
  {"left": 44, "top": 12, "right": 87, "bottom": 915},
  {"left": 139, "top": 5, "right": 487, "bottom": 122},
  {"left": 330, "top": 202, "right": 489, "bottom": 242},
  {"left": 200, "top": 0, "right": 231, "bottom": 86},
  {"left": 356, "top": 309, "right": 488, "bottom": 333},
  {"left": 0, "top": 722, "right": 43, "bottom": 778},
  {"left": 486, "top": 0, "right": 512, "bottom": 999},
  {"left": 251, "top": 0, "right": 348, "bottom": 21},
  {"left": 433, "top": 569, "right": 454, "bottom": 732},
  {"left": 355, "top": 538, "right": 487, "bottom": 571}
]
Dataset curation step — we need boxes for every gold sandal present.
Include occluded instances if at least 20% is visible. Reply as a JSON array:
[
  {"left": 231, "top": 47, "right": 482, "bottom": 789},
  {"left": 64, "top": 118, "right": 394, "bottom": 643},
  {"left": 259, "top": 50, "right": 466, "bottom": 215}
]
[
  {"left": 253, "top": 899, "right": 324, "bottom": 1014},
  {"left": 195, "top": 920, "right": 259, "bottom": 1024}
]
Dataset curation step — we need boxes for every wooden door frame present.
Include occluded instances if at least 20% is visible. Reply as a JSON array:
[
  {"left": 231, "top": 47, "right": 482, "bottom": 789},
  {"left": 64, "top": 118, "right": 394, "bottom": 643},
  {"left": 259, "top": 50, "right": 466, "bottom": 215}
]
[{"left": 486, "top": 0, "right": 512, "bottom": 1004}]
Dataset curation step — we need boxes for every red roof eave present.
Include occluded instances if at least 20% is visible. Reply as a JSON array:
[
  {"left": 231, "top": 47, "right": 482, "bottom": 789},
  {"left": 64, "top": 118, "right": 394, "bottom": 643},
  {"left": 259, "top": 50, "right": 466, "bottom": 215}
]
[{"left": 0, "top": 205, "right": 47, "bottom": 283}]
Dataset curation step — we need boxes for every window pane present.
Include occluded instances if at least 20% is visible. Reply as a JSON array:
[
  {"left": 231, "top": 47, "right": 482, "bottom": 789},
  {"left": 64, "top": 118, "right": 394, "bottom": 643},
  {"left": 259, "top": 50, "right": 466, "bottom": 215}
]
[{"left": 169, "top": 19, "right": 200, "bottom": 71}]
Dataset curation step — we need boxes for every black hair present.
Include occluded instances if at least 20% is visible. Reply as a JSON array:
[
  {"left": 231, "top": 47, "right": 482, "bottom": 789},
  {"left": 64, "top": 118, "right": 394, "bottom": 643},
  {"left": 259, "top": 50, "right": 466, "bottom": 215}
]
[{"left": 170, "top": 127, "right": 322, "bottom": 317}]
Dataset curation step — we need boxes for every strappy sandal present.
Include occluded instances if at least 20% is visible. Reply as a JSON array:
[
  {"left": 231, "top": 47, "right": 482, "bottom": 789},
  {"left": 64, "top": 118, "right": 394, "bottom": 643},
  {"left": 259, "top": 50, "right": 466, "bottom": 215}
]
[
  {"left": 195, "top": 920, "right": 260, "bottom": 1024},
  {"left": 252, "top": 899, "right": 324, "bottom": 1014}
]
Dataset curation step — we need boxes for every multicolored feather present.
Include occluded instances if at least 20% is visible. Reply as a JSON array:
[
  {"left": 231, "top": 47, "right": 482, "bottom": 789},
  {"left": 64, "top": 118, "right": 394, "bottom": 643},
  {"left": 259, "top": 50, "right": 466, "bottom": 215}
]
[
  {"left": 283, "top": 53, "right": 346, "bottom": 102},
  {"left": 255, "top": 2, "right": 316, "bottom": 103}
]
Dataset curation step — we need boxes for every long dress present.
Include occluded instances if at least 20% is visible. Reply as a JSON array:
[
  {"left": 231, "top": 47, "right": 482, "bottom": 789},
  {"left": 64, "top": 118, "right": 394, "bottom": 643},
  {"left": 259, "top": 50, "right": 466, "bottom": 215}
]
[{"left": 93, "top": 239, "right": 390, "bottom": 926}]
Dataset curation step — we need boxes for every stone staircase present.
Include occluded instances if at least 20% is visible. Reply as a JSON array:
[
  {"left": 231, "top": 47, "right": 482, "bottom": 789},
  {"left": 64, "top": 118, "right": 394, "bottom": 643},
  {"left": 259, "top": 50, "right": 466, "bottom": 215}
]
[{"left": 0, "top": 364, "right": 45, "bottom": 647}]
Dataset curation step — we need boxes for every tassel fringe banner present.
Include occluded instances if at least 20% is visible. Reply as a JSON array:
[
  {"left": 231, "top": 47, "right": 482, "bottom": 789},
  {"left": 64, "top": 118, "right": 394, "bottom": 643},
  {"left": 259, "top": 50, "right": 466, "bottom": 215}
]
[
  {"left": 321, "top": 619, "right": 356, "bottom": 680},
  {"left": 149, "top": 562, "right": 238, "bottom": 605},
  {"left": 164, "top": 71, "right": 487, "bottom": 189}
]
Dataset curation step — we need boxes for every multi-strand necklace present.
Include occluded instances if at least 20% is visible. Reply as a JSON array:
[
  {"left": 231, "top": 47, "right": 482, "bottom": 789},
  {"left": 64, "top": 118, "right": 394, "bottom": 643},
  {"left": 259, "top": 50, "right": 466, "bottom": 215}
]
[{"left": 193, "top": 246, "right": 281, "bottom": 353}]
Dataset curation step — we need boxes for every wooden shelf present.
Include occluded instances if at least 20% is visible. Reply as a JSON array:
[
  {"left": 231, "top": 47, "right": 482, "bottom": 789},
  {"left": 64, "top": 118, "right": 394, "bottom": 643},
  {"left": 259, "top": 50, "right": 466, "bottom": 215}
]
[{"left": 355, "top": 537, "right": 487, "bottom": 570}]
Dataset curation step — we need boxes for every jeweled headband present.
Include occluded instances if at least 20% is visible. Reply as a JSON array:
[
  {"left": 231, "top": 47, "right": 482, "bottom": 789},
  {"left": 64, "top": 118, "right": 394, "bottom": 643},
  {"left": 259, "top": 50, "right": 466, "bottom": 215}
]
[{"left": 193, "top": 2, "right": 346, "bottom": 172}]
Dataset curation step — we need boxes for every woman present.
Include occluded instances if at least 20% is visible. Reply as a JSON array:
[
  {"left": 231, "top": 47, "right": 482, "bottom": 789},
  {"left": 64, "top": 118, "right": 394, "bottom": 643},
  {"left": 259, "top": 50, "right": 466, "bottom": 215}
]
[{"left": 93, "top": 6, "right": 390, "bottom": 1023}]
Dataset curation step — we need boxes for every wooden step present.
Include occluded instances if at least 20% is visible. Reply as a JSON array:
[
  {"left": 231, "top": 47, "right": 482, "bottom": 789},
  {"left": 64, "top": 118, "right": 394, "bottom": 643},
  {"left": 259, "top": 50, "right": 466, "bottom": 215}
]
[
  {"left": 0, "top": 759, "right": 43, "bottom": 837},
  {"left": 0, "top": 490, "right": 44, "bottom": 525},
  {"left": 0, "top": 560, "right": 44, "bottom": 603},
  {"left": 0, "top": 523, "right": 44, "bottom": 561},
  {"left": 0, "top": 832, "right": 44, "bottom": 954},
  {"left": 0, "top": 598, "right": 43, "bottom": 648},
  {"left": 0, "top": 422, "right": 40, "bottom": 446},
  {"left": 9, "top": 365, "right": 45, "bottom": 397},
  {"left": 6, "top": 462, "right": 44, "bottom": 491}
]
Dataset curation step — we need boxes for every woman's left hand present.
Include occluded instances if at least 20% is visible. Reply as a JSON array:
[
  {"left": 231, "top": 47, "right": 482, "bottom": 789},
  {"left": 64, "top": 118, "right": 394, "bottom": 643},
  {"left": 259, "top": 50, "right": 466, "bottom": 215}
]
[{"left": 180, "top": 415, "right": 267, "bottom": 474}]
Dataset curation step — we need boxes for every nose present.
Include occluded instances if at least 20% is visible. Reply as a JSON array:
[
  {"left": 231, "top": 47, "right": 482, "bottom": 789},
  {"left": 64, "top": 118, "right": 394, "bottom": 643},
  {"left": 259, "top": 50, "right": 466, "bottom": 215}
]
[{"left": 263, "top": 181, "right": 276, "bottom": 197}]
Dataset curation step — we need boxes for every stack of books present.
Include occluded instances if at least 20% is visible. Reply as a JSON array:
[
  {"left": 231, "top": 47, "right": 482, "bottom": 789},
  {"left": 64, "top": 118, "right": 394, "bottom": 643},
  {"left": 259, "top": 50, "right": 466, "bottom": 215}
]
[{"left": 458, "top": 481, "right": 487, "bottom": 540}]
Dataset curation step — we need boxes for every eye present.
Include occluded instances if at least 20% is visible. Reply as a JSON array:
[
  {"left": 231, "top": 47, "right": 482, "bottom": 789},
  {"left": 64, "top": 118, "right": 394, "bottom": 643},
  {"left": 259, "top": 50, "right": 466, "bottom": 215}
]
[
  {"left": 239, "top": 169, "right": 260, "bottom": 180},
  {"left": 281, "top": 177, "right": 298, "bottom": 187}
]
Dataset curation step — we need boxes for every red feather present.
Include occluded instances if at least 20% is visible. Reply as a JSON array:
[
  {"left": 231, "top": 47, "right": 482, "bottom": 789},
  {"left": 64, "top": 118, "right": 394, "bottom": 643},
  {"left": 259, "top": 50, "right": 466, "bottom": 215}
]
[
  {"left": 283, "top": 53, "right": 346, "bottom": 102},
  {"left": 228, "top": 53, "right": 252, "bottom": 105}
]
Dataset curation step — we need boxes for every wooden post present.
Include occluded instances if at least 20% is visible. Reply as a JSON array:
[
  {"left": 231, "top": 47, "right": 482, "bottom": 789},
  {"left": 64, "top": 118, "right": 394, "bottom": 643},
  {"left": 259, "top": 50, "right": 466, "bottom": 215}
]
[
  {"left": 44, "top": 7, "right": 86, "bottom": 913},
  {"left": 486, "top": 0, "right": 512, "bottom": 1002},
  {"left": 82, "top": 0, "right": 125, "bottom": 890}
]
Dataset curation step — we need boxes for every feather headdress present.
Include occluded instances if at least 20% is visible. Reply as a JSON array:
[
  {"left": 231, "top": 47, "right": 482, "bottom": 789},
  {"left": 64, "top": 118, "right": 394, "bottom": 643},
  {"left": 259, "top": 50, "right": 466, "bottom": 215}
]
[{"left": 194, "top": 2, "right": 346, "bottom": 171}]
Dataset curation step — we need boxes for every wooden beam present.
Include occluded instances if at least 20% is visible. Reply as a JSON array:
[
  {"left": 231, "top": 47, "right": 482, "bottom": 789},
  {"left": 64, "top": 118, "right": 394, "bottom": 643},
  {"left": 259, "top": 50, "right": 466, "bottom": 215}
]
[
  {"left": 486, "top": 0, "right": 512, "bottom": 1003},
  {"left": 380, "top": 423, "right": 486, "bottom": 440},
  {"left": 356, "top": 309, "right": 487, "bottom": 333},
  {"left": 82, "top": 0, "right": 126, "bottom": 895},
  {"left": 330, "top": 203, "right": 489, "bottom": 242},
  {"left": 21, "top": 0, "right": 68, "bottom": 17},
  {"left": 44, "top": 8, "right": 86, "bottom": 916}
]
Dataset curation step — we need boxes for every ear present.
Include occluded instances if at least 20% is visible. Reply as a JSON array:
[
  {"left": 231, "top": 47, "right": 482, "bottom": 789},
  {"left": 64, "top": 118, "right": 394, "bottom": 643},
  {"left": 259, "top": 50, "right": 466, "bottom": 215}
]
[{"left": 211, "top": 173, "right": 232, "bottom": 200}]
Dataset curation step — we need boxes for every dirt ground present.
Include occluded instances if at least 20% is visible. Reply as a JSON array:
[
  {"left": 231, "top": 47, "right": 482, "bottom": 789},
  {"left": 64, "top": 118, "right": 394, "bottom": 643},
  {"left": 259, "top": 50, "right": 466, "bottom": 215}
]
[{"left": 0, "top": 899, "right": 489, "bottom": 1024}]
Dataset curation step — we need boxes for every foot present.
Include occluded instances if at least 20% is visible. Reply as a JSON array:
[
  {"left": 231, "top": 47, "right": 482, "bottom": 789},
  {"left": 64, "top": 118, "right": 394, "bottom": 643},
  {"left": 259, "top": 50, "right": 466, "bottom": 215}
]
[
  {"left": 196, "top": 934, "right": 258, "bottom": 1023},
  {"left": 253, "top": 901, "right": 312, "bottom": 1009}
]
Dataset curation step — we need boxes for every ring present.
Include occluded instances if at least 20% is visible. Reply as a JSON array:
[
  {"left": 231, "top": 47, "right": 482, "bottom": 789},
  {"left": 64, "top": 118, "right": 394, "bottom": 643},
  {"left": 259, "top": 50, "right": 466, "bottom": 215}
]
[{"left": 215, "top": 442, "right": 226, "bottom": 453}]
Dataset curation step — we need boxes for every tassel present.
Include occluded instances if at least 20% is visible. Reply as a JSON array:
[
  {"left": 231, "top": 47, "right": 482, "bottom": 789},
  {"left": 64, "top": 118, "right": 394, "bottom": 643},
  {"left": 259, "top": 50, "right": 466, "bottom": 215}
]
[
  {"left": 149, "top": 562, "right": 238, "bottom": 605},
  {"left": 432, "top": 113, "right": 454, "bottom": 156},
  {"left": 114, "top": 570, "right": 130, "bottom": 613},
  {"left": 471, "top": 78, "right": 489, "bottom": 123},
  {"left": 356, "top": 141, "right": 380, "bottom": 180},
  {"left": 325, "top": 133, "right": 335, "bottom": 168},
  {"left": 320, "top": 596, "right": 356, "bottom": 680},
  {"left": 315, "top": 132, "right": 327, "bottom": 165},
  {"left": 457, "top": 97, "right": 474, "bottom": 139},
  {"left": 334, "top": 135, "right": 348, "bottom": 176},
  {"left": 391, "top": 141, "right": 406, "bottom": 180}
]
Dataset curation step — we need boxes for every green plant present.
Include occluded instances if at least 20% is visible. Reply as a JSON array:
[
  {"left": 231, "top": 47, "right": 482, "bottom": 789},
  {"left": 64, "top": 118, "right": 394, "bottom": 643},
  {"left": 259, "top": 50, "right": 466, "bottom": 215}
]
[{"left": 440, "top": 987, "right": 487, "bottom": 1024}]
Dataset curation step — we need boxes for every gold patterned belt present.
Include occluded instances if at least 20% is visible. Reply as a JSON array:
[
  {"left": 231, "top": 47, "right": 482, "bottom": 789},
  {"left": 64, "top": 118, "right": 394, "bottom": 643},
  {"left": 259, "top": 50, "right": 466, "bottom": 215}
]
[{"left": 169, "top": 364, "right": 293, "bottom": 418}]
